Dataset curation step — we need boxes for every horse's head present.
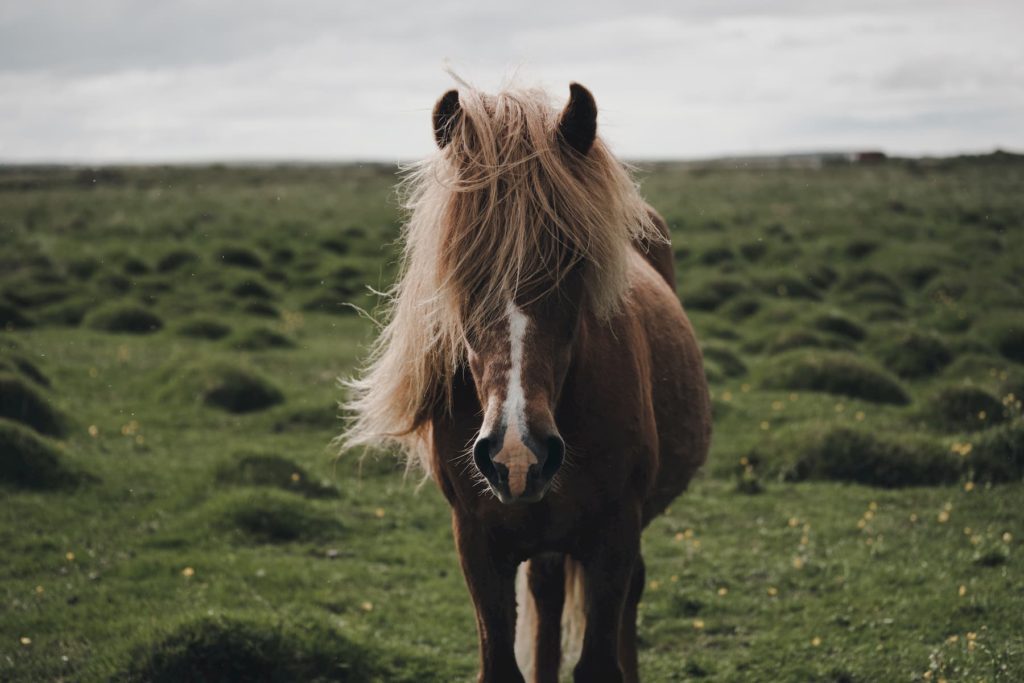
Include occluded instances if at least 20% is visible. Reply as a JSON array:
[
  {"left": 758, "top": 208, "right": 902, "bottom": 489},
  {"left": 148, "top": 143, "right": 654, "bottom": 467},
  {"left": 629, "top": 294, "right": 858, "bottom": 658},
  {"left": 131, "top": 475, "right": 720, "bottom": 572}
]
[
  {"left": 465, "top": 290, "right": 581, "bottom": 503},
  {"left": 432, "top": 83, "right": 599, "bottom": 503}
]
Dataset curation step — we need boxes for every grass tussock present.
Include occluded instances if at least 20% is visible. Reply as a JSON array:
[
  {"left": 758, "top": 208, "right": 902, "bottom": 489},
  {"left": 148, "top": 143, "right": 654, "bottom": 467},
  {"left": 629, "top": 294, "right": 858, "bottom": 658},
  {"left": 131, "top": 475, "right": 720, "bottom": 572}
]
[
  {"left": 924, "top": 385, "right": 1007, "bottom": 432},
  {"left": 215, "top": 452, "right": 338, "bottom": 498},
  {"left": 0, "top": 351, "right": 50, "bottom": 387},
  {"left": 0, "top": 302, "right": 33, "bottom": 330},
  {"left": 86, "top": 304, "right": 164, "bottom": 334},
  {"left": 156, "top": 249, "right": 201, "bottom": 273},
  {"left": 177, "top": 318, "right": 233, "bottom": 340},
  {"left": 0, "top": 373, "right": 68, "bottom": 436},
  {"left": 272, "top": 403, "right": 341, "bottom": 433},
  {"left": 762, "top": 351, "right": 910, "bottom": 405},
  {"left": 784, "top": 426, "right": 959, "bottom": 488},
  {"left": 215, "top": 245, "right": 264, "bottom": 270},
  {"left": 167, "top": 361, "right": 284, "bottom": 413},
  {"left": 985, "top": 317, "right": 1024, "bottom": 364},
  {"left": 229, "top": 327, "right": 296, "bottom": 351},
  {"left": 203, "top": 489, "right": 342, "bottom": 543},
  {"left": 120, "top": 612, "right": 375, "bottom": 683},
  {"left": 967, "top": 420, "right": 1024, "bottom": 483},
  {"left": 813, "top": 312, "right": 866, "bottom": 341},
  {"left": 877, "top": 327, "right": 953, "bottom": 378},
  {"left": 0, "top": 418, "right": 84, "bottom": 489},
  {"left": 683, "top": 277, "right": 747, "bottom": 311}
]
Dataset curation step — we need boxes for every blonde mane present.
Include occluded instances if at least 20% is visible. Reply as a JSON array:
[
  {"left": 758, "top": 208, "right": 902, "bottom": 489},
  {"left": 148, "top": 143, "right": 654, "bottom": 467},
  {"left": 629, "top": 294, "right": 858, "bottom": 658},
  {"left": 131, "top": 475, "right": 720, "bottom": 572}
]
[{"left": 341, "top": 83, "right": 659, "bottom": 469}]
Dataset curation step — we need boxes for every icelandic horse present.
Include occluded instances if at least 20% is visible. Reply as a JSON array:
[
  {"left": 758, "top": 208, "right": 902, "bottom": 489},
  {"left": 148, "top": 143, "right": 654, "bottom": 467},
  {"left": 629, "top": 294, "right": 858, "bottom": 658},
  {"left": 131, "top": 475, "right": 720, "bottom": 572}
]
[{"left": 343, "top": 81, "right": 711, "bottom": 682}]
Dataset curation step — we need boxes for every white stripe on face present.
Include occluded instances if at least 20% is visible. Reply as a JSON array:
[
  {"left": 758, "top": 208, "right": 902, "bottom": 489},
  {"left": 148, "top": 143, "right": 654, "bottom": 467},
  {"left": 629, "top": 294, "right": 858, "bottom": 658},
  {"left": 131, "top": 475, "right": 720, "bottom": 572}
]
[
  {"left": 503, "top": 301, "right": 529, "bottom": 437},
  {"left": 489, "top": 301, "right": 537, "bottom": 498}
]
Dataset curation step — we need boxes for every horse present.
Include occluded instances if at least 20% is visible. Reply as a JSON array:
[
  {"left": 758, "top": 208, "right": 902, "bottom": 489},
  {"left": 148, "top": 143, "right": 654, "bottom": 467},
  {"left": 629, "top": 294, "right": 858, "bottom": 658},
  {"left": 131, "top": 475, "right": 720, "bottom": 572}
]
[{"left": 342, "top": 80, "right": 711, "bottom": 683}]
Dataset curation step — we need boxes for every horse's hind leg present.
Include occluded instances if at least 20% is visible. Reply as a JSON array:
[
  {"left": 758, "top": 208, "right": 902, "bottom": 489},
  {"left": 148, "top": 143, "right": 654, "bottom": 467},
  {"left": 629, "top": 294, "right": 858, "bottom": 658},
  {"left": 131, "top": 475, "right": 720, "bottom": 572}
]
[
  {"left": 618, "top": 555, "right": 645, "bottom": 683},
  {"left": 527, "top": 553, "right": 566, "bottom": 683}
]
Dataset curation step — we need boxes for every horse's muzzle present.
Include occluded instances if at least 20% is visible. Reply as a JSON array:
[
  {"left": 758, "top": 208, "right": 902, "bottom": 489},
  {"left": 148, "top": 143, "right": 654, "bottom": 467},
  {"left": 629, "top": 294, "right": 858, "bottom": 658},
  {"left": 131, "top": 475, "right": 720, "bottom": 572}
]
[{"left": 473, "top": 432, "right": 565, "bottom": 504}]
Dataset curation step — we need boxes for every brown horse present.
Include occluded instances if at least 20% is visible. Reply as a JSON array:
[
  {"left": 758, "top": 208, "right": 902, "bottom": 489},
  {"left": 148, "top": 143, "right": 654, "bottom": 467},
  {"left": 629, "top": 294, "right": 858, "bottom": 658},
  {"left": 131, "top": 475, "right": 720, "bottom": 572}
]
[{"left": 343, "top": 81, "right": 711, "bottom": 683}]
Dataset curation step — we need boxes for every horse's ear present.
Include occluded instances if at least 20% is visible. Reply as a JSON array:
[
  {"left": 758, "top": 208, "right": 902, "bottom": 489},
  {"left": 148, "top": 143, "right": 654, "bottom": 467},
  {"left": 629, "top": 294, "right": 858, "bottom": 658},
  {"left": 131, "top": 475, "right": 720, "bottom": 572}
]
[
  {"left": 433, "top": 89, "right": 461, "bottom": 149},
  {"left": 557, "top": 82, "right": 597, "bottom": 156}
]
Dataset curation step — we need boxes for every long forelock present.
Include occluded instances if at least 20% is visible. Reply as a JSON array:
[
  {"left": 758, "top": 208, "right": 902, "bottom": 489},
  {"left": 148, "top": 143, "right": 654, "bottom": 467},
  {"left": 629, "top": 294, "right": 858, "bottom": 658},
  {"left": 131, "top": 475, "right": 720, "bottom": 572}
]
[{"left": 341, "top": 83, "right": 660, "bottom": 468}]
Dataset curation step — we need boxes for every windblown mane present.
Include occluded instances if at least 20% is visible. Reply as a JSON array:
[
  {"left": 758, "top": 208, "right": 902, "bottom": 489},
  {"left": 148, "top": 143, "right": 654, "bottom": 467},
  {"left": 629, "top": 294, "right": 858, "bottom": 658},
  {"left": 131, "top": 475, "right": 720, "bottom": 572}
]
[{"left": 341, "top": 83, "right": 659, "bottom": 469}]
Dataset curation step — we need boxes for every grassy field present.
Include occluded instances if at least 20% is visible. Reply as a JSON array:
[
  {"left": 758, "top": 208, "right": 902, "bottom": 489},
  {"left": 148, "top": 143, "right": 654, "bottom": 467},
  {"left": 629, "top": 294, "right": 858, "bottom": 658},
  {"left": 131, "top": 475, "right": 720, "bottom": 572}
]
[{"left": 1, "top": 156, "right": 1023, "bottom": 682}]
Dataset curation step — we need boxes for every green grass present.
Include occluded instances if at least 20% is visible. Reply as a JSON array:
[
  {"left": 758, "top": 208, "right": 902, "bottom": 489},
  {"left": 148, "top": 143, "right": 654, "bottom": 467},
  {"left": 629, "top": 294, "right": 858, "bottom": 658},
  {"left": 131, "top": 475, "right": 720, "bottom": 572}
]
[{"left": 1, "top": 157, "right": 1023, "bottom": 681}]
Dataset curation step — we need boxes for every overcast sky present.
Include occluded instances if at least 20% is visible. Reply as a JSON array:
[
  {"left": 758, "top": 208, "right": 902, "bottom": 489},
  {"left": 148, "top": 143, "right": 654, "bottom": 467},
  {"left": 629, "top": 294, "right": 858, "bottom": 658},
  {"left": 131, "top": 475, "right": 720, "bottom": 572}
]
[{"left": 1, "top": 0, "right": 1022, "bottom": 163}]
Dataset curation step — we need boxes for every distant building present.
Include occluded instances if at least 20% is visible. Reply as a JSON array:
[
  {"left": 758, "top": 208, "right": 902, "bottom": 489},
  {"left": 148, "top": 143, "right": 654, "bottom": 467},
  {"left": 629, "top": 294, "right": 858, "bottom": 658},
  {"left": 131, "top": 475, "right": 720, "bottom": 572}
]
[{"left": 855, "top": 151, "right": 887, "bottom": 163}]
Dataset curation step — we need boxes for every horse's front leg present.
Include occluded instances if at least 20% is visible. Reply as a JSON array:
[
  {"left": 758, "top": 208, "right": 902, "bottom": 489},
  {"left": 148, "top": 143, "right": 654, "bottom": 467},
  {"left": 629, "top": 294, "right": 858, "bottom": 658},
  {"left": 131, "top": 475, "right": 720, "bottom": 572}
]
[
  {"left": 453, "top": 513, "right": 524, "bottom": 683},
  {"left": 573, "top": 510, "right": 641, "bottom": 683}
]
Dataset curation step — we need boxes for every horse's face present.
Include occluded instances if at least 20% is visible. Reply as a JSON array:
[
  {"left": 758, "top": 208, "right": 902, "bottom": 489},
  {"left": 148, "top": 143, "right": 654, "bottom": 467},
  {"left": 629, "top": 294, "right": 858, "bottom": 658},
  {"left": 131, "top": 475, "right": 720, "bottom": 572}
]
[
  {"left": 432, "top": 82, "right": 600, "bottom": 503},
  {"left": 465, "top": 282, "right": 582, "bottom": 503}
]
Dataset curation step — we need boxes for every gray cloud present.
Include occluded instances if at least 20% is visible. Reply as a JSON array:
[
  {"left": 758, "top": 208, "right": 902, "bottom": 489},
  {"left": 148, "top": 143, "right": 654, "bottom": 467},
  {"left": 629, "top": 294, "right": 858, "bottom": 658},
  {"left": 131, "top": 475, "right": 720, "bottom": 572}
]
[{"left": 1, "top": 0, "right": 1022, "bottom": 162}]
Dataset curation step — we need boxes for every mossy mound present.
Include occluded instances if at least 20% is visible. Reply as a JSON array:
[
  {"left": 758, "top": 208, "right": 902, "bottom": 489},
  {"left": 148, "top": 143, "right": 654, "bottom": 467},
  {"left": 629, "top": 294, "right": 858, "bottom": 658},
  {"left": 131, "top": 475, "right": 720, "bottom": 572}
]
[
  {"left": 177, "top": 318, "right": 232, "bottom": 340},
  {"left": 215, "top": 246, "right": 264, "bottom": 270},
  {"left": 0, "top": 418, "right": 83, "bottom": 489},
  {"left": 683, "top": 278, "right": 747, "bottom": 312},
  {"left": 0, "top": 373, "right": 68, "bottom": 436},
  {"left": 864, "top": 305, "right": 907, "bottom": 323},
  {"left": 838, "top": 268, "right": 902, "bottom": 295},
  {"left": 272, "top": 404, "right": 340, "bottom": 433},
  {"left": 877, "top": 328, "right": 953, "bottom": 378},
  {"left": 838, "top": 269, "right": 905, "bottom": 307},
  {"left": 121, "top": 613, "right": 374, "bottom": 683},
  {"left": 969, "top": 420, "right": 1024, "bottom": 483},
  {"left": 96, "top": 273, "right": 133, "bottom": 293},
  {"left": 229, "top": 328, "right": 296, "bottom": 351},
  {"left": 230, "top": 278, "right": 276, "bottom": 300},
  {"left": 844, "top": 240, "right": 879, "bottom": 259},
  {"left": 319, "top": 237, "right": 351, "bottom": 255},
  {"left": 720, "top": 296, "right": 761, "bottom": 321},
  {"left": 303, "top": 295, "right": 357, "bottom": 316},
  {"left": 205, "top": 489, "right": 341, "bottom": 543},
  {"left": 156, "top": 249, "right": 201, "bottom": 273},
  {"left": 924, "top": 385, "right": 1007, "bottom": 432},
  {"left": 216, "top": 452, "right": 338, "bottom": 498},
  {"left": 0, "top": 352, "right": 50, "bottom": 387},
  {"left": 121, "top": 257, "right": 150, "bottom": 276},
  {"left": 784, "top": 426, "right": 959, "bottom": 487},
  {"left": 847, "top": 283, "right": 906, "bottom": 308},
  {"left": 38, "top": 296, "right": 96, "bottom": 326},
  {"left": 985, "top": 318, "right": 1024, "bottom": 363},
  {"left": 169, "top": 362, "right": 284, "bottom": 413},
  {"left": 0, "top": 302, "right": 33, "bottom": 330},
  {"left": 813, "top": 312, "right": 866, "bottom": 341},
  {"left": 66, "top": 256, "right": 102, "bottom": 280},
  {"left": 757, "top": 329, "right": 853, "bottom": 354},
  {"left": 86, "top": 305, "right": 164, "bottom": 334},
  {"left": 762, "top": 352, "right": 910, "bottom": 404},
  {"left": 3, "top": 282, "right": 73, "bottom": 308},
  {"left": 700, "top": 246, "right": 735, "bottom": 265},
  {"left": 242, "top": 301, "right": 281, "bottom": 318},
  {"left": 756, "top": 273, "right": 821, "bottom": 300},
  {"left": 701, "top": 344, "right": 747, "bottom": 378}
]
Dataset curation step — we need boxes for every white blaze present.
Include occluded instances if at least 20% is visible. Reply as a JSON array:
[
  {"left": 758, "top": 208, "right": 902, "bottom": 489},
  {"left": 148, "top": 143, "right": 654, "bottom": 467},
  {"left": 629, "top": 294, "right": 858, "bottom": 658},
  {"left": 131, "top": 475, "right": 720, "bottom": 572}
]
[
  {"left": 488, "top": 301, "right": 537, "bottom": 498},
  {"left": 504, "top": 301, "right": 529, "bottom": 437}
]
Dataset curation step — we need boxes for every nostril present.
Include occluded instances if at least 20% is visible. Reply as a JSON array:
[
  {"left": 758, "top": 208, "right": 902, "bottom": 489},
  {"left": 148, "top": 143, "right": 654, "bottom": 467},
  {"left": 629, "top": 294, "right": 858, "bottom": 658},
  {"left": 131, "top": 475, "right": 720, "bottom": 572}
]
[
  {"left": 543, "top": 435, "right": 565, "bottom": 479},
  {"left": 473, "top": 437, "right": 497, "bottom": 480}
]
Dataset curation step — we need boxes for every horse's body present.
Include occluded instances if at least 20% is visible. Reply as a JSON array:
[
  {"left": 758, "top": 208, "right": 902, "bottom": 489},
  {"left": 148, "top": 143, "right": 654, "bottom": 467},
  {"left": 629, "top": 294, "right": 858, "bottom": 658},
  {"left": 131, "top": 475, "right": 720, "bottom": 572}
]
[
  {"left": 432, "top": 214, "right": 709, "bottom": 683},
  {"left": 344, "top": 82, "right": 710, "bottom": 682}
]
